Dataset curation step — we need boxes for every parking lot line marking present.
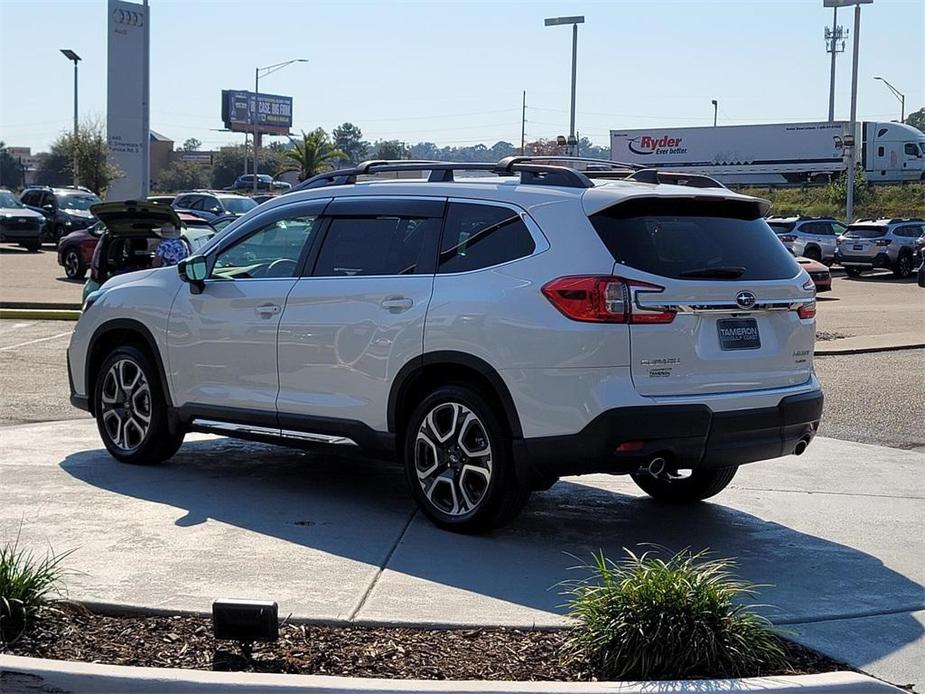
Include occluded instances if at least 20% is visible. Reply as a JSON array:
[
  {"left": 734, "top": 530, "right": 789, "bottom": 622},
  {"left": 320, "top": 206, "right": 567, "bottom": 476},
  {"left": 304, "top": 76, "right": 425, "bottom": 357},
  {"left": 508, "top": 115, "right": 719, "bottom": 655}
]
[
  {"left": 0, "top": 322, "right": 34, "bottom": 334},
  {"left": 0, "top": 331, "right": 72, "bottom": 352}
]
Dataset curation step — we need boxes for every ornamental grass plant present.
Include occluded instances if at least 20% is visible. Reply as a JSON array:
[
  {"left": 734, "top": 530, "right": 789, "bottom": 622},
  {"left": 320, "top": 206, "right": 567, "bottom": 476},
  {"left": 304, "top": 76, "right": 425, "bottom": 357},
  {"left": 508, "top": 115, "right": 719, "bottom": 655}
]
[
  {"left": 0, "top": 534, "right": 71, "bottom": 645},
  {"left": 561, "top": 548, "right": 788, "bottom": 680}
]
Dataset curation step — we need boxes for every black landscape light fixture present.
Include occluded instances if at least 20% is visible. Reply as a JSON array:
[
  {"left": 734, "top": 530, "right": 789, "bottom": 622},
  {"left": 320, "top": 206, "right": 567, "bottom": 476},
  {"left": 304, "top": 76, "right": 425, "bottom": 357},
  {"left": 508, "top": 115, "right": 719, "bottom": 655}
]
[{"left": 212, "top": 599, "right": 279, "bottom": 648}]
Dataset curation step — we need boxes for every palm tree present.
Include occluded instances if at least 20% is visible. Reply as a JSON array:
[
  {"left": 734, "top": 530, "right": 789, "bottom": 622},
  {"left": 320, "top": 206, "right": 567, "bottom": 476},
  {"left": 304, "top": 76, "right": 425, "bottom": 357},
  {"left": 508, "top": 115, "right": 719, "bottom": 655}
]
[{"left": 282, "top": 129, "right": 347, "bottom": 181}]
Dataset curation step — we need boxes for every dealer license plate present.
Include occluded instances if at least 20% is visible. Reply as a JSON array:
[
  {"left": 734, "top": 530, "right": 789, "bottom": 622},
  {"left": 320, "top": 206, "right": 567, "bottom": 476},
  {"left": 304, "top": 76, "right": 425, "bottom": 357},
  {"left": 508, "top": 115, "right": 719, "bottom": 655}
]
[{"left": 717, "top": 318, "right": 761, "bottom": 351}]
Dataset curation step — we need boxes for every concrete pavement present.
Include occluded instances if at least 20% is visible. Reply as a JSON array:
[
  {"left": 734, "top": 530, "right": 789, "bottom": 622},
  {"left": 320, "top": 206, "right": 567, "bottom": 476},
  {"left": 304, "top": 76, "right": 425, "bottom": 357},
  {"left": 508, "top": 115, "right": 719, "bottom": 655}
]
[{"left": 0, "top": 419, "right": 922, "bottom": 687}]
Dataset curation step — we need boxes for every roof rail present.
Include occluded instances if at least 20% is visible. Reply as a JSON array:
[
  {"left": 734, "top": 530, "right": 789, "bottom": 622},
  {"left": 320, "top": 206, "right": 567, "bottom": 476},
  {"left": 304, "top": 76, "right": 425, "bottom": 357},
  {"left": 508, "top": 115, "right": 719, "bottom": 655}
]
[
  {"left": 888, "top": 217, "right": 925, "bottom": 223},
  {"left": 494, "top": 155, "right": 645, "bottom": 172},
  {"left": 624, "top": 169, "right": 726, "bottom": 189},
  {"left": 291, "top": 158, "right": 595, "bottom": 192}
]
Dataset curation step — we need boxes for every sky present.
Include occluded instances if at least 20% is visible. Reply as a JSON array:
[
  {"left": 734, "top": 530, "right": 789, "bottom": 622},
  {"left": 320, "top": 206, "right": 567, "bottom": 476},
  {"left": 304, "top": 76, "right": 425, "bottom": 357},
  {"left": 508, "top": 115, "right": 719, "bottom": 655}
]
[{"left": 1, "top": 0, "right": 923, "bottom": 154}]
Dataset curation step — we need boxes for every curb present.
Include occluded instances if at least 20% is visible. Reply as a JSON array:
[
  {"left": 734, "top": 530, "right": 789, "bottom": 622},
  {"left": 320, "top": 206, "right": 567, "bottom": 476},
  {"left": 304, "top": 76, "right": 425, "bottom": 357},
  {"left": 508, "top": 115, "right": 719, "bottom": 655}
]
[
  {"left": 0, "top": 655, "right": 904, "bottom": 693},
  {"left": 0, "top": 308, "right": 81, "bottom": 321}
]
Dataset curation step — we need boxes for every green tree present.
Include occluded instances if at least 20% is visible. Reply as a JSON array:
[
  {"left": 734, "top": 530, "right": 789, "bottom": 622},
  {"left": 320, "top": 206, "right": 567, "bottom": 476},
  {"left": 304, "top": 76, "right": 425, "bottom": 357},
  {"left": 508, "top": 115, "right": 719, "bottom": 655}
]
[
  {"left": 374, "top": 139, "right": 404, "bottom": 160},
  {"left": 155, "top": 160, "right": 209, "bottom": 192},
  {"left": 906, "top": 107, "right": 924, "bottom": 132},
  {"left": 68, "top": 119, "right": 122, "bottom": 195},
  {"left": 210, "top": 144, "right": 286, "bottom": 189},
  {"left": 282, "top": 129, "right": 346, "bottom": 180},
  {"left": 332, "top": 122, "right": 368, "bottom": 163},
  {"left": 181, "top": 138, "right": 202, "bottom": 152},
  {"left": 0, "top": 142, "right": 25, "bottom": 189},
  {"left": 35, "top": 140, "right": 73, "bottom": 188}
]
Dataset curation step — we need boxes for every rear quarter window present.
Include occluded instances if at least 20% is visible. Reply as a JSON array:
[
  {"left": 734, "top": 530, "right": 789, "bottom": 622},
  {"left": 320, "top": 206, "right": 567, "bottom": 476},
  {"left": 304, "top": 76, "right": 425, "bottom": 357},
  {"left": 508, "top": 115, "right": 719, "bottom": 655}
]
[{"left": 589, "top": 198, "right": 799, "bottom": 281}]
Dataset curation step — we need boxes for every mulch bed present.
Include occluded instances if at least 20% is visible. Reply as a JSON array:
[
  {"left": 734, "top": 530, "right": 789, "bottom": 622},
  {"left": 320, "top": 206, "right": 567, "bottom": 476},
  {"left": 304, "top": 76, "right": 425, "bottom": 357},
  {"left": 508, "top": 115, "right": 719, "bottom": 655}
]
[{"left": 2, "top": 606, "right": 847, "bottom": 681}]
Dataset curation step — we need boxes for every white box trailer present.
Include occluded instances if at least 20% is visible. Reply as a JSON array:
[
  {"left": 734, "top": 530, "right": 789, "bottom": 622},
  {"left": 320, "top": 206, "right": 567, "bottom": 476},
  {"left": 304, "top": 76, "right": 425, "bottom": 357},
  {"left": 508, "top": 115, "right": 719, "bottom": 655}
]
[{"left": 609, "top": 121, "right": 925, "bottom": 185}]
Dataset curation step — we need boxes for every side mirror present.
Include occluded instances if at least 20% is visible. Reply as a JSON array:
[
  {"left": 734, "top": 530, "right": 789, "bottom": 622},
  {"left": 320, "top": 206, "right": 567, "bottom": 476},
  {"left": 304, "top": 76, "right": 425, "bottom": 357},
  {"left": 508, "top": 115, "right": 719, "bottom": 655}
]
[{"left": 178, "top": 255, "right": 208, "bottom": 294}]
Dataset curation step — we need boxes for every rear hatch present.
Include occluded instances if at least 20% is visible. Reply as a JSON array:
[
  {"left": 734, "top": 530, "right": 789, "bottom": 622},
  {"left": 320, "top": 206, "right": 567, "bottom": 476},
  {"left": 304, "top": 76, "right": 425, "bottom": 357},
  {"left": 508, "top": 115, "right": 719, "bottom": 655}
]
[
  {"left": 839, "top": 224, "right": 887, "bottom": 260},
  {"left": 90, "top": 199, "right": 181, "bottom": 235},
  {"left": 589, "top": 197, "right": 815, "bottom": 397}
]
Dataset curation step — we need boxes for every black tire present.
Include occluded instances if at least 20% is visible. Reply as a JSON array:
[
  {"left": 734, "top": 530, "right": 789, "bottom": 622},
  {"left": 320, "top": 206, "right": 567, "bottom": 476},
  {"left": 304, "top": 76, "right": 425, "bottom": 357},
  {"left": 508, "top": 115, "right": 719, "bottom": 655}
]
[
  {"left": 893, "top": 253, "right": 913, "bottom": 279},
  {"left": 845, "top": 266, "right": 864, "bottom": 277},
  {"left": 63, "top": 247, "right": 86, "bottom": 279},
  {"left": 404, "top": 385, "right": 529, "bottom": 533},
  {"left": 630, "top": 466, "right": 738, "bottom": 503},
  {"left": 22, "top": 240, "right": 41, "bottom": 252},
  {"left": 93, "top": 345, "right": 184, "bottom": 465},
  {"left": 804, "top": 246, "right": 822, "bottom": 262}
]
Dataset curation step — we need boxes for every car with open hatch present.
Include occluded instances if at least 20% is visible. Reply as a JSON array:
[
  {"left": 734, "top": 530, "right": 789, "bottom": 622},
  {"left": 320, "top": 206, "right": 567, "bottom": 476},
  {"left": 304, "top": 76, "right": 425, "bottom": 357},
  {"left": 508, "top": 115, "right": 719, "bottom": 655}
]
[{"left": 67, "top": 157, "right": 823, "bottom": 532}]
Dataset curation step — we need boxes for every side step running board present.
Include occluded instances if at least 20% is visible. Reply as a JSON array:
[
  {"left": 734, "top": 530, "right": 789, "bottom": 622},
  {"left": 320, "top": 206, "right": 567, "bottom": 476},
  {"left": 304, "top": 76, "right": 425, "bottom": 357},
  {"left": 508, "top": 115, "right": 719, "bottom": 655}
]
[{"left": 190, "top": 419, "right": 358, "bottom": 447}]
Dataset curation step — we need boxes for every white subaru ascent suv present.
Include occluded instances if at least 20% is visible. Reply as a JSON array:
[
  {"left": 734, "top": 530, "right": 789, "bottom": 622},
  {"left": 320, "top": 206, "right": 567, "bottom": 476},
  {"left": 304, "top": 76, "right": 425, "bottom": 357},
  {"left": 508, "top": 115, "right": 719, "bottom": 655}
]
[{"left": 68, "top": 158, "right": 823, "bottom": 532}]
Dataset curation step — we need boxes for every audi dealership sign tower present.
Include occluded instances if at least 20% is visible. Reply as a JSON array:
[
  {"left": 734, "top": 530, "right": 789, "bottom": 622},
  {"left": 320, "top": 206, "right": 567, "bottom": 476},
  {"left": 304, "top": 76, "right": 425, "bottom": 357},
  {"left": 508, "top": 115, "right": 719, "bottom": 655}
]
[{"left": 107, "top": 0, "right": 150, "bottom": 200}]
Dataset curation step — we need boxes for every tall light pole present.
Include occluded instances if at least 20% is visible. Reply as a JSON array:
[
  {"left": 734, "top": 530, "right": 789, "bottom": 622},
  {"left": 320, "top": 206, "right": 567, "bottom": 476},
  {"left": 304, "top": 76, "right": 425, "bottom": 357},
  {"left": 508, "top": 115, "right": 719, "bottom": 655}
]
[
  {"left": 253, "top": 58, "right": 308, "bottom": 193},
  {"left": 874, "top": 76, "right": 905, "bottom": 122},
  {"left": 824, "top": 8, "right": 846, "bottom": 121},
  {"left": 825, "top": 0, "right": 872, "bottom": 224},
  {"left": 711, "top": 99, "right": 718, "bottom": 127},
  {"left": 544, "top": 16, "right": 584, "bottom": 156},
  {"left": 60, "top": 49, "right": 81, "bottom": 187}
]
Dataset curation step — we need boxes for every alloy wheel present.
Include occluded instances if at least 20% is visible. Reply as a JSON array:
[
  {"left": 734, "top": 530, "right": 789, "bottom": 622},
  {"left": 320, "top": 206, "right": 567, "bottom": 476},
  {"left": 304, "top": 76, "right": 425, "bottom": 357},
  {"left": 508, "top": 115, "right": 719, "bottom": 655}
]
[
  {"left": 100, "top": 359, "right": 152, "bottom": 452},
  {"left": 414, "top": 402, "right": 493, "bottom": 516},
  {"left": 64, "top": 250, "right": 80, "bottom": 278}
]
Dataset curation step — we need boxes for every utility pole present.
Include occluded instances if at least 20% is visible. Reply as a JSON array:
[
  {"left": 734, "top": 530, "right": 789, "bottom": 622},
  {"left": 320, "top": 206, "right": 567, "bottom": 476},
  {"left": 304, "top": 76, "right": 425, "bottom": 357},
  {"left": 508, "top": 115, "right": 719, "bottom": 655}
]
[
  {"left": 825, "top": 7, "right": 846, "bottom": 121},
  {"left": 875, "top": 76, "right": 905, "bottom": 122},
  {"left": 252, "top": 59, "right": 308, "bottom": 193},
  {"left": 521, "top": 90, "right": 526, "bottom": 155},
  {"left": 711, "top": 99, "right": 718, "bottom": 127}
]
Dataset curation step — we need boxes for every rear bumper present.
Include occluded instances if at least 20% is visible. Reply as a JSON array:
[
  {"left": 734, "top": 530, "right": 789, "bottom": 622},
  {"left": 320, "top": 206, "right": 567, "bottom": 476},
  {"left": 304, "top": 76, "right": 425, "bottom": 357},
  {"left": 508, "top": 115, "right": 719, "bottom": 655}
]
[
  {"left": 836, "top": 251, "right": 893, "bottom": 268},
  {"left": 513, "top": 390, "right": 823, "bottom": 486}
]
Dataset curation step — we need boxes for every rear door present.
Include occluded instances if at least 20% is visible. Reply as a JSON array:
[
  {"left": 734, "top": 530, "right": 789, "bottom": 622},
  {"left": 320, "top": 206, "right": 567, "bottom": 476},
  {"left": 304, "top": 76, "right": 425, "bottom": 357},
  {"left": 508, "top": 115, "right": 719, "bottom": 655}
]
[
  {"left": 589, "top": 197, "right": 814, "bottom": 397},
  {"left": 276, "top": 197, "right": 442, "bottom": 433}
]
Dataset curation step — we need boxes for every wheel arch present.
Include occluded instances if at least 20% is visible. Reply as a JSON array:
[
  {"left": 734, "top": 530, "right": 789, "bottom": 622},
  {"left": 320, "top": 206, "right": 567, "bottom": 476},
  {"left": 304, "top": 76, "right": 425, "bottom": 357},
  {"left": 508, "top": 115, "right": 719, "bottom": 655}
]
[
  {"left": 85, "top": 319, "right": 172, "bottom": 416},
  {"left": 388, "top": 352, "right": 524, "bottom": 441}
]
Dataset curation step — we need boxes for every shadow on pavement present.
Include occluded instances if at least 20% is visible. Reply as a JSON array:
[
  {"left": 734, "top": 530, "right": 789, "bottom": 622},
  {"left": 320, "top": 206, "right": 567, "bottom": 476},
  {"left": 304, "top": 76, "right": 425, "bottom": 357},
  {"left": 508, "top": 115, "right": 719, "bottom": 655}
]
[{"left": 60, "top": 436, "right": 924, "bottom": 668}]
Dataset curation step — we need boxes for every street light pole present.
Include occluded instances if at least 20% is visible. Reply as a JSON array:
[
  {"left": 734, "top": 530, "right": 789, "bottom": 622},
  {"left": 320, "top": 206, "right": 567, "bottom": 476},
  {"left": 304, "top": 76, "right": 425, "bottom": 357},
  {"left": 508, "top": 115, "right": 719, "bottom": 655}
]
[
  {"left": 60, "top": 49, "right": 81, "bottom": 188},
  {"left": 712, "top": 99, "right": 718, "bottom": 127},
  {"left": 845, "top": 1, "right": 863, "bottom": 224},
  {"left": 544, "top": 16, "right": 584, "bottom": 156},
  {"left": 874, "top": 76, "right": 905, "bottom": 122},
  {"left": 252, "top": 58, "right": 308, "bottom": 193}
]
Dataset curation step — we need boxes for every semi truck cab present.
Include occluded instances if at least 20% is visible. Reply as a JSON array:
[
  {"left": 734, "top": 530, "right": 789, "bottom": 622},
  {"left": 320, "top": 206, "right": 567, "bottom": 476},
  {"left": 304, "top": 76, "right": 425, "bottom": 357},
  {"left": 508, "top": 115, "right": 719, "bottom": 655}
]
[{"left": 865, "top": 122, "right": 925, "bottom": 182}]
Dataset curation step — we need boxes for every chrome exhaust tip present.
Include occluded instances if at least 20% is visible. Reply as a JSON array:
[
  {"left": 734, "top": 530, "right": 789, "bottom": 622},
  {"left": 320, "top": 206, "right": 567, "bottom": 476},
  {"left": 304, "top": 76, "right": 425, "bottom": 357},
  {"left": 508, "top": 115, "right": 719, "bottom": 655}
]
[
  {"left": 793, "top": 437, "right": 810, "bottom": 456},
  {"left": 647, "top": 456, "right": 667, "bottom": 477}
]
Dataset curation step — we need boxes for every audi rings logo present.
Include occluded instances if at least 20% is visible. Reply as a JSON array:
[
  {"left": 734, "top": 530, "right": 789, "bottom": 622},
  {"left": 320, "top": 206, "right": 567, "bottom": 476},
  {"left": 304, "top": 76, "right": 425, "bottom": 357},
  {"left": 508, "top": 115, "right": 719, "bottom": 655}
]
[
  {"left": 735, "top": 291, "right": 757, "bottom": 310},
  {"left": 112, "top": 8, "right": 144, "bottom": 27}
]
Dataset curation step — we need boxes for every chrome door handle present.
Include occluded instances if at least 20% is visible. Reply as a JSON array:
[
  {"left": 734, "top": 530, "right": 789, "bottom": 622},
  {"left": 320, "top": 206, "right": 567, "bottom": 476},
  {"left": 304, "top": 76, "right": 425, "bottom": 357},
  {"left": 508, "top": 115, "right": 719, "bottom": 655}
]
[
  {"left": 380, "top": 297, "right": 413, "bottom": 312},
  {"left": 256, "top": 303, "right": 281, "bottom": 317}
]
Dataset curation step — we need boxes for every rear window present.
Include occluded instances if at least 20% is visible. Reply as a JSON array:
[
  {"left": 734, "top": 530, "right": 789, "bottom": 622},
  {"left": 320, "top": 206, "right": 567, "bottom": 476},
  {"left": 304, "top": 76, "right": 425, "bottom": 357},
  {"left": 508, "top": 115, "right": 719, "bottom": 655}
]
[
  {"left": 221, "top": 197, "right": 258, "bottom": 215},
  {"left": 844, "top": 225, "right": 886, "bottom": 239},
  {"left": 589, "top": 198, "right": 799, "bottom": 281},
  {"left": 767, "top": 222, "right": 794, "bottom": 234}
]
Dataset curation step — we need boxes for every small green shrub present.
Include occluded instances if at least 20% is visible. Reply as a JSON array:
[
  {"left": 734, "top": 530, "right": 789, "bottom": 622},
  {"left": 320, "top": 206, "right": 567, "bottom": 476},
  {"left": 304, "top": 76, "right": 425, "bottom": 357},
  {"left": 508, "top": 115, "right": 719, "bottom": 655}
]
[
  {"left": 0, "top": 535, "right": 71, "bottom": 645},
  {"left": 560, "top": 549, "right": 787, "bottom": 680}
]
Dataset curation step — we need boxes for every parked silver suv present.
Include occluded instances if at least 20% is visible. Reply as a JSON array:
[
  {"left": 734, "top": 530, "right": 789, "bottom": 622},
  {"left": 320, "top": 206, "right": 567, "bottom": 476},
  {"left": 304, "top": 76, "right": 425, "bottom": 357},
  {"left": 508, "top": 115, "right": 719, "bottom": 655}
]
[
  {"left": 836, "top": 218, "right": 924, "bottom": 278},
  {"left": 67, "top": 158, "right": 823, "bottom": 532},
  {"left": 767, "top": 216, "right": 846, "bottom": 265}
]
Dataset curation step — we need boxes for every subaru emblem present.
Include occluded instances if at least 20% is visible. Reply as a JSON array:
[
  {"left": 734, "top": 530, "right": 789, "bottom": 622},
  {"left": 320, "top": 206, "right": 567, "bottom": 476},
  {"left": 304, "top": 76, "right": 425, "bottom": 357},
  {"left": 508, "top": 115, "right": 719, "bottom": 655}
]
[{"left": 735, "top": 291, "right": 757, "bottom": 309}]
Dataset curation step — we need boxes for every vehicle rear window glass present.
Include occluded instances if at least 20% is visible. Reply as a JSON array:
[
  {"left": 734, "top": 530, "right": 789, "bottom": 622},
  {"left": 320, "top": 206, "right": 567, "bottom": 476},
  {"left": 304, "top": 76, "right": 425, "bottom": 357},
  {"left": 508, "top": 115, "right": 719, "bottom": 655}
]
[
  {"left": 313, "top": 216, "right": 438, "bottom": 277},
  {"left": 844, "top": 225, "right": 886, "bottom": 239},
  {"left": 438, "top": 203, "right": 535, "bottom": 273},
  {"left": 59, "top": 194, "right": 100, "bottom": 210},
  {"left": 589, "top": 198, "right": 799, "bottom": 281},
  {"left": 221, "top": 197, "right": 258, "bottom": 215},
  {"left": 767, "top": 222, "right": 794, "bottom": 234}
]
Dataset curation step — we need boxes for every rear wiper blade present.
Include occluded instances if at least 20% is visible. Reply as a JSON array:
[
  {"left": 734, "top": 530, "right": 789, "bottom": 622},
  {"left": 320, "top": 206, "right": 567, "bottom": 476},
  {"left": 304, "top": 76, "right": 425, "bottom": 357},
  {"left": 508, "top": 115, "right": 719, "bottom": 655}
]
[{"left": 678, "top": 266, "right": 746, "bottom": 279}]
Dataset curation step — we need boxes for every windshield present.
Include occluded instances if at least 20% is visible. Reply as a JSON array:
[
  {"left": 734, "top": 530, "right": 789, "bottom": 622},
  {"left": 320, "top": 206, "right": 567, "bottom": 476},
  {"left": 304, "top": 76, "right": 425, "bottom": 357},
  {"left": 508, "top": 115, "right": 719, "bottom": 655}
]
[
  {"left": 221, "top": 197, "right": 258, "bottom": 215},
  {"left": 0, "top": 191, "right": 24, "bottom": 208},
  {"left": 60, "top": 193, "right": 101, "bottom": 210},
  {"left": 844, "top": 225, "right": 886, "bottom": 239},
  {"left": 590, "top": 198, "right": 799, "bottom": 281}
]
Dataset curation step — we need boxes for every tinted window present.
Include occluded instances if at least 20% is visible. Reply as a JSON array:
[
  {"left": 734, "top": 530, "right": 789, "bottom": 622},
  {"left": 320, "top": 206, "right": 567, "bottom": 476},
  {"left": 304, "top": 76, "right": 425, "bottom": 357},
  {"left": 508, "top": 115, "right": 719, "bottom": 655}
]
[
  {"left": 878, "top": 146, "right": 885, "bottom": 157},
  {"left": 438, "top": 203, "right": 535, "bottom": 273},
  {"left": 0, "top": 191, "right": 24, "bottom": 208},
  {"left": 20, "top": 191, "right": 38, "bottom": 206},
  {"left": 844, "top": 225, "right": 886, "bottom": 239},
  {"left": 767, "top": 222, "right": 795, "bottom": 234},
  {"left": 904, "top": 144, "right": 919, "bottom": 156},
  {"left": 200, "top": 196, "right": 221, "bottom": 212},
  {"left": 590, "top": 198, "right": 799, "bottom": 281},
  {"left": 220, "top": 197, "right": 258, "bottom": 215},
  {"left": 212, "top": 215, "right": 319, "bottom": 279},
  {"left": 314, "top": 216, "right": 437, "bottom": 277}
]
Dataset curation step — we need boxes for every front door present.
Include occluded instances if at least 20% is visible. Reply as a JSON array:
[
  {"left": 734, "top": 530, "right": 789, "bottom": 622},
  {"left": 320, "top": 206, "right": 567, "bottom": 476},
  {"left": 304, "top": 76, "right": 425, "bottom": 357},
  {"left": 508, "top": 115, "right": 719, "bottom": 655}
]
[
  {"left": 167, "top": 204, "right": 325, "bottom": 420},
  {"left": 276, "top": 197, "right": 443, "bottom": 434}
]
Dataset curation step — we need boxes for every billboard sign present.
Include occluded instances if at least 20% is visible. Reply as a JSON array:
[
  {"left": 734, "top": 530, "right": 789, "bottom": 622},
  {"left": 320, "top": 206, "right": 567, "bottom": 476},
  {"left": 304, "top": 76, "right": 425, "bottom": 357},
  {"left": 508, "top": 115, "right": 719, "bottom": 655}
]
[
  {"left": 221, "top": 90, "right": 293, "bottom": 135},
  {"left": 107, "top": 0, "right": 150, "bottom": 200}
]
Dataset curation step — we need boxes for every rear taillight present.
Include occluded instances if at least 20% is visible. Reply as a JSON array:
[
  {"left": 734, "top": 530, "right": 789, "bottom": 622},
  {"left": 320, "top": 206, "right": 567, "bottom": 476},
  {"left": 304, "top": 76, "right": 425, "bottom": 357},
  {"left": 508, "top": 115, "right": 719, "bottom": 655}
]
[
  {"left": 797, "top": 301, "right": 816, "bottom": 320},
  {"left": 874, "top": 239, "right": 892, "bottom": 247},
  {"left": 778, "top": 234, "right": 797, "bottom": 243},
  {"left": 541, "top": 276, "right": 676, "bottom": 324}
]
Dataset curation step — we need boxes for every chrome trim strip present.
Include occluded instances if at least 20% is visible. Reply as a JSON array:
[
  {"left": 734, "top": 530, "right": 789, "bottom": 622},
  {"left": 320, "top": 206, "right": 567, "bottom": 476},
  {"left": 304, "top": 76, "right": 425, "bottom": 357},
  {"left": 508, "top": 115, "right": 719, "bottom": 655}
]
[
  {"left": 191, "top": 419, "right": 357, "bottom": 447},
  {"left": 636, "top": 298, "right": 813, "bottom": 314}
]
